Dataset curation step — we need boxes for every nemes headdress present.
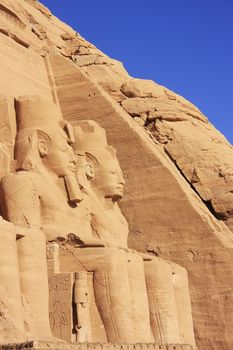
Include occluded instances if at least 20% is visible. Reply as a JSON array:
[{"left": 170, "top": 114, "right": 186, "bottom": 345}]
[{"left": 15, "top": 95, "right": 82, "bottom": 203}]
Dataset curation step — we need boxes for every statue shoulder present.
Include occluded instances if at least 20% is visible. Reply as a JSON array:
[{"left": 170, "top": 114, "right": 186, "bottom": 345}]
[
  {"left": 1, "top": 171, "right": 38, "bottom": 193},
  {"left": 1, "top": 171, "right": 41, "bottom": 228},
  {"left": 2, "top": 170, "right": 35, "bottom": 180}
]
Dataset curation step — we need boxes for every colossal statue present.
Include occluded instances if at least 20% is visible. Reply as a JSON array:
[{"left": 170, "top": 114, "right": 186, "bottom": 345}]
[
  {"left": 0, "top": 95, "right": 83, "bottom": 340},
  {"left": 72, "top": 120, "right": 196, "bottom": 346}
]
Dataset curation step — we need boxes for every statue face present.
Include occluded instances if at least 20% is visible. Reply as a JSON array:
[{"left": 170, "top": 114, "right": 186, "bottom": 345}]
[
  {"left": 93, "top": 154, "right": 125, "bottom": 201},
  {"left": 41, "top": 129, "right": 77, "bottom": 177}
]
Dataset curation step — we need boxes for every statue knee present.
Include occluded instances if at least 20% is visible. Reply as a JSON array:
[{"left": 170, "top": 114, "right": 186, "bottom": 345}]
[
  {"left": 95, "top": 249, "right": 127, "bottom": 274},
  {"left": 144, "top": 258, "right": 173, "bottom": 288},
  {"left": 170, "top": 262, "right": 188, "bottom": 281}
]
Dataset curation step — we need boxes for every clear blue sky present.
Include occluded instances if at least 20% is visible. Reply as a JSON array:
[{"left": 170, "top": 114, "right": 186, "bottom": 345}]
[{"left": 40, "top": 0, "right": 233, "bottom": 144}]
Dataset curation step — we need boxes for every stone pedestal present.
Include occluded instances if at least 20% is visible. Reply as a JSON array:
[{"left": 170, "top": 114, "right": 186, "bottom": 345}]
[{"left": 0, "top": 341, "right": 198, "bottom": 350}]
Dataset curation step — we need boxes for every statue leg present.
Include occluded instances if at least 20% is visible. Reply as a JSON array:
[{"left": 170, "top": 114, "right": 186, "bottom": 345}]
[
  {"left": 144, "top": 258, "right": 180, "bottom": 344},
  {"left": 17, "top": 230, "right": 52, "bottom": 340},
  {"left": 75, "top": 248, "right": 136, "bottom": 343},
  {"left": 127, "top": 252, "right": 154, "bottom": 342},
  {"left": 0, "top": 220, "right": 25, "bottom": 340},
  {"left": 169, "top": 262, "right": 196, "bottom": 346}
]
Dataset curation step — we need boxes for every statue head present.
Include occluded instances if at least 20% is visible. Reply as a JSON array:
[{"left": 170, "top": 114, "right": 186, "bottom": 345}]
[
  {"left": 14, "top": 96, "right": 82, "bottom": 202},
  {"left": 73, "top": 121, "right": 125, "bottom": 202},
  {"left": 15, "top": 96, "right": 76, "bottom": 174},
  {"left": 15, "top": 127, "right": 76, "bottom": 177}
]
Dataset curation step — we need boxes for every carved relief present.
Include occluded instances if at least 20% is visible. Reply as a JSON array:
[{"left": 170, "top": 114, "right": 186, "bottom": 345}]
[
  {"left": 49, "top": 274, "right": 72, "bottom": 342},
  {"left": 73, "top": 271, "right": 91, "bottom": 342}
]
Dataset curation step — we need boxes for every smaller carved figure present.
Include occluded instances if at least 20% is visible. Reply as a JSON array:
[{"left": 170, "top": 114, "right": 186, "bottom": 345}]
[
  {"left": 74, "top": 271, "right": 91, "bottom": 342},
  {"left": 49, "top": 301, "right": 68, "bottom": 340}
]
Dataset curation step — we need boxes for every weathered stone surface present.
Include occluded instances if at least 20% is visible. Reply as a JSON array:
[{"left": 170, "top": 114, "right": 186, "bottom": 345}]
[
  {"left": 85, "top": 64, "right": 128, "bottom": 92},
  {"left": 75, "top": 54, "right": 98, "bottom": 67},
  {"left": 23, "top": 0, "right": 52, "bottom": 18},
  {"left": 0, "top": 342, "right": 197, "bottom": 350},
  {"left": 151, "top": 119, "right": 233, "bottom": 231},
  {"left": 0, "top": 0, "right": 233, "bottom": 349},
  {"left": 121, "top": 94, "right": 207, "bottom": 124},
  {"left": 49, "top": 274, "right": 72, "bottom": 342},
  {"left": 121, "top": 79, "right": 166, "bottom": 98},
  {"left": 121, "top": 97, "right": 160, "bottom": 116}
]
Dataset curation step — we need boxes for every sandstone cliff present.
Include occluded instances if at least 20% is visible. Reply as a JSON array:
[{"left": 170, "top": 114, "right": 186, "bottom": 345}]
[{"left": 0, "top": 0, "right": 233, "bottom": 349}]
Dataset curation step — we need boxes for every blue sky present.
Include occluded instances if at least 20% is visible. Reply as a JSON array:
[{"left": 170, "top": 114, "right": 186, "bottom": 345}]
[{"left": 40, "top": 0, "right": 233, "bottom": 144}]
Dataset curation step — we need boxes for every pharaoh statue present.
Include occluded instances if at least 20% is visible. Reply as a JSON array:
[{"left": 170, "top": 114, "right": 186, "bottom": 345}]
[
  {"left": 0, "top": 95, "right": 83, "bottom": 340},
  {"left": 59, "top": 126, "right": 154, "bottom": 343},
  {"left": 70, "top": 120, "right": 196, "bottom": 346}
]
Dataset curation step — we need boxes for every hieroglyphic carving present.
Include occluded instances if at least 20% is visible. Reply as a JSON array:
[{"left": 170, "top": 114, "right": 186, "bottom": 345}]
[
  {"left": 49, "top": 274, "right": 72, "bottom": 342},
  {"left": 0, "top": 343, "right": 196, "bottom": 350}
]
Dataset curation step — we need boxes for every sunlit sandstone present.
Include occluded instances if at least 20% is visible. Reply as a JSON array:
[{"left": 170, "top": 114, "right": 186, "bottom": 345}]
[{"left": 0, "top": 1, "right": 233, "bottom": 350}]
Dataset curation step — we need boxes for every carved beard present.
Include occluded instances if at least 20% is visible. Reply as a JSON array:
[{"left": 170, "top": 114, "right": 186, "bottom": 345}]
[{"left": 64, "top": 174, "right": 83, "bottom": 204}]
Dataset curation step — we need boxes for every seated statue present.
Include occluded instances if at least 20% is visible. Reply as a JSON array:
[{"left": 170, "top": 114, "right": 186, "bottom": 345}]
[
  {"left": 70, "top": 120, "right": 196, "bottom": 346},
  {"left": 0, "top": 95, "right": 84, "bottom": 340}
]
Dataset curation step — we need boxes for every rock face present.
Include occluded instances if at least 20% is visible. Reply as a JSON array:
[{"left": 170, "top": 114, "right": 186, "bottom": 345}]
[{"left": 0, "top": 1, "right": 232, "bottom": 349}]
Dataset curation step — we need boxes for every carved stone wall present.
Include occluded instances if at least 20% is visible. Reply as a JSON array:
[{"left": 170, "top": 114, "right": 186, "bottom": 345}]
[
  {"left": 49, "top": 274, "right": 73, "bottom": 342},
  {"left": 0, "top": 342, "right": 197, "bottom": 350}
]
